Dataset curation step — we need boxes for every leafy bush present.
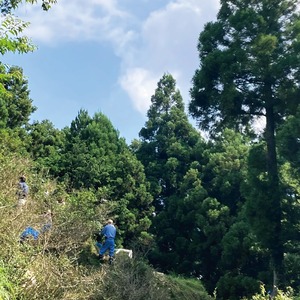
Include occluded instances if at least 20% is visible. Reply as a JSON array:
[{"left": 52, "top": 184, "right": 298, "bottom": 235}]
[
  {"left": 94, "top": 257, "right": 212, "bottom": 300},
  {"left": 242, "top": 284, "right": 299, "bottom": 300},
  {"left": 166, "top": 275, "right": 213, "bottom": 300},
  {"left": 96, "top": 258, "right": 170, "bottom": 300}
]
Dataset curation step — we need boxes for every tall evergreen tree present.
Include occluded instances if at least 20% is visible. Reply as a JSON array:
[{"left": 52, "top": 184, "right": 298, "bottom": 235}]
[
  {"left": 112, "top": 147, "right": 154, "bottom": 247},
  {"left": 137, "top": 73, "right": 204, "bottom": 211},
  {"left": 137, "top": 73, "right": 213, "bottom": 276},
  {"left": 0, "top": 65, "right": 35, "bottom": 154},
  {"left": 57, "top": 110, "right": 154, "bottom": 246},
  {"left": 150, "top": 167, "right": 231, "bottom": 293},
  {"left": 189, "top": 0, "right": 300, "bottom": 282},
  {"left": 190, "top": 129, "right": 250, "bottom": 295},
  {"left": 201, "top": 129, "right": 249, "bottom": 214},
  {"left": 1, "top": 66, "right": 36, "bottom": 128},
  {"left": 59, "top": 110, "right": 120, "bottom": 189},
  {"left": 277, "top": 109, "right": 300, "bottom": 288},
  {"left": 26, "top": 119, "right": 64, "bottom": 173}
]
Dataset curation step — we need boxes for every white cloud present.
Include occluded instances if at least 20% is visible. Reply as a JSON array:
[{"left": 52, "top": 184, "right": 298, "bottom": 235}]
[
  {"left": 17, "top": 0, "right": 134, "bottom": 45},
  {"left": 119, "top": 67, "right": 157, "bottom": 114},
  {"left": 89, "top": 0, "right": 128, "bottom": 17},
  {"left": 119, "top": 0, "right": 220, "bottom": 113},
  {"left": 16, "top": 0, "right": 220, "bottom": 115}
]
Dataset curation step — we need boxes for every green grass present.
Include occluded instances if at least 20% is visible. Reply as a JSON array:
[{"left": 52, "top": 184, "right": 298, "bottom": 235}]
[{"left": 164, "top": 274, "right": 213, "bottom": 300}]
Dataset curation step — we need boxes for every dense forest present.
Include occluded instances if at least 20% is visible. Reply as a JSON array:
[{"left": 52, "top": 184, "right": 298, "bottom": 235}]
[{"left": 0, "top": 0, "right": 300, "bottom": 299}]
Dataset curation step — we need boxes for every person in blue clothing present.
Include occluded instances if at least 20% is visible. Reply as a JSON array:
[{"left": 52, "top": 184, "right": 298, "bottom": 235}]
[
  {"left": 19, "top": 210, "right": 52, "bottom": 243},
  {"left": 97, "top": 219, "right": 116, "bottom": 264},
  {"left": 20, "top": 226, "right": 40, "bottom": 242}
]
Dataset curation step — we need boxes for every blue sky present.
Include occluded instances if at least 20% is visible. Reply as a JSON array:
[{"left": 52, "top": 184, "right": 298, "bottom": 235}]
[{"left": 3, "top": 0, "right": 219, "bottom": 143}]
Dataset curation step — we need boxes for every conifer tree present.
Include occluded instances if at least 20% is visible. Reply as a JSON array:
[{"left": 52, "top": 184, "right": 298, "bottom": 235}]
[
  {"left": 137, "top": 73, "right": 204, "bottom": 211},
  {"left": 58, "top": 110, "right": 154, "bottom": 246},
  {"left": 26, "top": 119, "right": 64, "bottom": 173},
  {"left": 189, "top": 0, "right": 300, "bottom": 282},
  {"left": 1, "top": 66, "right": 36, "bottom": 128},
  {"left": 137, "top": 73, "right": 211, "bottom": 275}
]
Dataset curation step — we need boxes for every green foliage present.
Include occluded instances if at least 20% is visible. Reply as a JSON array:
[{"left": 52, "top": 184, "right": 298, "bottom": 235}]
[
  {"left": 50, "top": 110, "right": 154, "bottom": 247},
  {"left": 147, "top": 128, "right": 254, "bottom": 296},
  {"left": 1, "top": 1, "right": 299, "bottom": 295},
  {"left": 48, "top": 189, "right": 116, "bottom": 255},
  {"left": 150, "top": 167, "right": 231, "bottom": 291},
  {"left": 0, "top": 128, "right": 28, "bottom": 154},
  {"left": 1, "top": 66, "right": 36, "bottom": 128},
  {"left": 277, "top": 106, "right": 300, "bottom": 171},
  {"left": 201, "top": 129, "right": 249, "bottom": 213},
  {"left": 284, "top": 253, "right": 300, "bottom": 289},
  {"left": 218, "top": 215, "right": 270, "bottom": 299},
  {"left": 138, "top": 73, "right": 213, "bottom": 278},
  {"left": 0, "top": 14, "right": 35, "bottom": 55},
  {"left": 96, "top": 257, "right": 212, "bottom": 300},
  {"left": 0, "top": 146, "right": 208, "bottom": 300},
  {"left": 137, "top": 73, "right": 204, "bottom": 210},
  {"left": 0, "top": 0, "right": 57, "bottom": 95},
  {"left": 166, "top": 275, "right": 213, "bottom": 300},
  {"left": 189, "top": 0, "right": 300, "bottom": 275},
  {"left": 217, "top": 273, "right": 260, "bottom": 300},
  {"left": 0, "top": 0, "right": 57, "bottom": 53},
  {"left": 0, "top": 262, "right": 16, "bottom": 300},
  {"left": 58, "top": 110, "right": 120, "bottom": 189},
  {"left": 242, "top": 284, "right": 296, "bottom": 300},
  {"left": 190, "top": 0, "right": 300, "bottom": 132},
  {"left": 243, "top": 143, "right": 283, "bottom": 263},
  {"left": 97, "top": 258, "right": 169, "bottom": 300},
  {"left": 0, "top": 0, "right": 57, "bottom": 14},
  {"left": 25, "top": 120, "right": 65, "bottom": 173},
  {"left": 111, "top": 149, "right": 154, "bottom": 246}
]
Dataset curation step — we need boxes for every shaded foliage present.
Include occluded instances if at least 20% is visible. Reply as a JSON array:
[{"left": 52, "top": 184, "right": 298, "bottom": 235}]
[{"left": 189, "top": 0, "right": 300, "bottom": 276}]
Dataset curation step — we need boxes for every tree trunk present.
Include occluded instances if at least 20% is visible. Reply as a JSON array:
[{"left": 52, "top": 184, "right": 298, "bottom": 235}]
[
  {"left": 269, "top": 269, "right": 278, "bottom": 299},
  {"left": 265, "top": 97, "right": 283, "bottom": 287}
]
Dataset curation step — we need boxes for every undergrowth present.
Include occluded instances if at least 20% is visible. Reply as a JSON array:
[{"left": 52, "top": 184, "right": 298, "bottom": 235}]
[{"left": 0, "top": 150, "right": 212, "bottom": 299}]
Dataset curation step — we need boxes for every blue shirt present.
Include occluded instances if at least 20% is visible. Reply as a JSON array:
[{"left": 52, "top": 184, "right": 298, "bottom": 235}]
[
  {"left": 101, "top": 224, "right": 116, "bottom": 239},
  {"left": 19, "top": 182, "right": 29, "bottom": 195}
]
